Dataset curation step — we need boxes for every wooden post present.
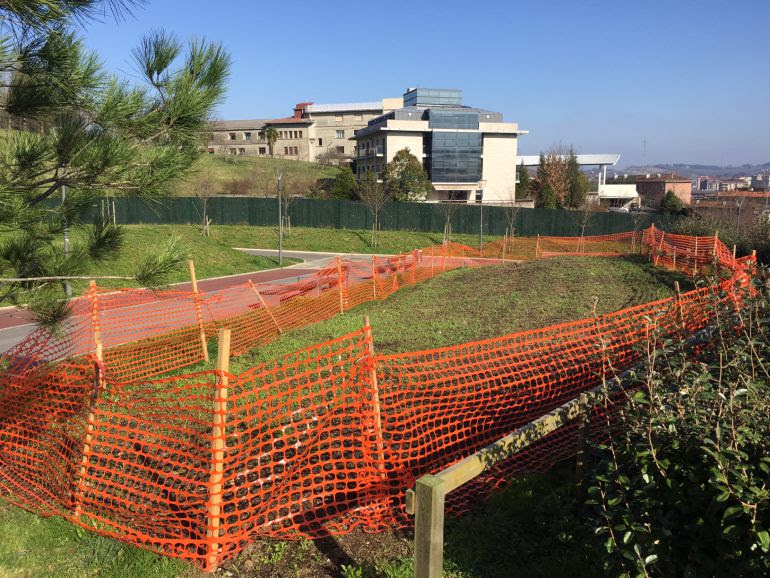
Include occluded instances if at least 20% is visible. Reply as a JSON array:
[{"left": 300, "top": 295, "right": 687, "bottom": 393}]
[
  {"left": 693, "top": 237, "right": 699, "bottom": 276},
  {"left": 441, "top": 244, "right": 446, "bottom": 274},
  {"left": 430, "top": 246, "right": 435, "bottom": 278},
  {"left": 575, "top": 392, "right": 590, "bottom": 496},
  {"left": 89, "top": 281, "right": 104, "bottom": 385},
  {"left": 655, "top": 232, "right": 665, "bottom": 266},
  {"left": 411, "top": 250, "right": 417, "bottom": 285},
  {"left": 672, "top": 252, "right": 677, "bottom": 271},
  {"left": 188, "top": 260, "right": 210, "bottom": 363},
  {"left": 72, "top": 361, "right": 101, "bottom": 519},
  {"left": 336, "top": 256, "right": 345, "bottom": 314},
  {"left": 713, "top": 231, "right": 719, "bottom": 270},
  {"left": 413, "top": 474, "right": 446, "bottom": 578},
  {"left": 393, "top": 255, "right": 401, "bottom": 292},
  {"left": 372, "top": 256, "right": 378, "bottom": 299},
  {"left": 535, "top": 234, "right": 540, "bottom": 259},
  {"left": 501, "top": 231, "right": 507, "bottom": 262},
  {"left": 648, "top": 223, "right": 656, "bottom": 259},
  {"left": 206, "top": 329, "right": 230, "bottom": 572},
  {"left": 732, "top": 244, "right": 737, "bottom": 259},
  {"left": 248, "top": 280, "right": 281, "bottom": 334},
  {"left": 674, "top": 281, "right": 685, "bottom": 334},
  {"left": 363, "top": 317, "right": 386, "bottom": 478}
]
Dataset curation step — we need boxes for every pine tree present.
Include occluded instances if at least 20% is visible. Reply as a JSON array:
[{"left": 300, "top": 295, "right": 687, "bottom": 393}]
[
  {"left": 0, "top": 1, "right": 230, "bottom": 326},
  {"left": 383, "top": 148, "right": 433, "bottom": 202},
  {"left": 565, "top": 148, "right": 588, "bottom": 208},
  {"left": 329, "top": 166, "right": 357, "bottom": 199},
  {"left": 517, "top": 162, "right": 531, "bottom": 199}
]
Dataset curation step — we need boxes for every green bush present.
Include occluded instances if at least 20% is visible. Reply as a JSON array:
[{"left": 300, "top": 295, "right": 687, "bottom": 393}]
[
  {"left": 661, "top": 190, "right": 684, "bottom": 215},
  {"left": 587, "top": 280, "right": 770, "bottom": 576},
  {"left": 671, "top": 214, "right": 770, "bottom": 263}
]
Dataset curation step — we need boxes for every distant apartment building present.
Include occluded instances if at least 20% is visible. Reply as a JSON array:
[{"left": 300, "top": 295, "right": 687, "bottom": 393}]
[
  {"left": 752, "top": 174, "right": 770, "bottom": 192},
  {"left": 353, "top": 88, "right": 526, "bottom": 203},
  {"left": 207, "top": 97, "right": 402, "bottom": 162},
  {"left": 636, "top": 173, "right": 693, "bottom": 206}
]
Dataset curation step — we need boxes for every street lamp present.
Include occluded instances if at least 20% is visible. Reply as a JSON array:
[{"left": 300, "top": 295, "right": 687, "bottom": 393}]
[{"left": 477, "top": 180, "right": 487, "bottom": 254}]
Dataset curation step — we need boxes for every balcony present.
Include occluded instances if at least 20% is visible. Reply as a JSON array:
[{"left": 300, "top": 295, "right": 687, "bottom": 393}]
[{"left": 355, "top": 145, "right": 384, "bottom": 159}]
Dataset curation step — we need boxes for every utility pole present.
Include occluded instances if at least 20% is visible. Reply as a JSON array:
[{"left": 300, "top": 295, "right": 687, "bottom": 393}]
[{"left": 277, "top": 170, "right": 283, "bottom": 266}]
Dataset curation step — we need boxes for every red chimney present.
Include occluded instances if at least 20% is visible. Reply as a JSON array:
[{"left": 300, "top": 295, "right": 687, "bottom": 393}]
[{"left": 293, "top": 102, "right": 313, "bottom": 118}]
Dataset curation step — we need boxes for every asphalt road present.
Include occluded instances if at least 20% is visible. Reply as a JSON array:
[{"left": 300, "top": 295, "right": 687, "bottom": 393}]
[{"left": 0, "top": 248, "right": 394, "bottom": 353}]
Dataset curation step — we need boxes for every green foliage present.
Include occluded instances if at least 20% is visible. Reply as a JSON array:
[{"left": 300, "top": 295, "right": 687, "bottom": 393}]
[
  {"left": 587, "top": 282, "right": 770, "bottom": 577},
  {"left": 517, "top": 162, "right": 530, "bottom": 200},
  {"left": 0, "top": 1, "right": 230, "bottom": 323},
  {"left": 382, "top": 148, "right": 433, "bottom": 202},
  {"left": 329, "top": 165, "right": 357, "bottom": 199},
  {"left": 539, "top": 183, "right": 558, "bottom": 209},
  {"left": 661, "top": 189, "right": 684, "bottom": 214},
  {"left": 672, "top": 213, "right": 770, "bottom": 264},
  {"left": 261, "top": 126, "right": 278, "bottom": 157},
  {"left": 566, "top": 149, "right": 590, "bottom": 208}
]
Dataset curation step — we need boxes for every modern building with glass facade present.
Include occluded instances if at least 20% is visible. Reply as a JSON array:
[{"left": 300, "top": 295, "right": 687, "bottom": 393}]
[{"left": 353, "top": 88, "right": 527, "bottom": 203}]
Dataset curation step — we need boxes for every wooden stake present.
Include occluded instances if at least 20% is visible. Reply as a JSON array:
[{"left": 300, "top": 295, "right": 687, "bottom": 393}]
[
  {"left": 413, "top": 475, "right": 446, "bottom": 578},
  {"left": 535, "top": 234, "right": 540, "bottom": 259},
  {"left": 655, "top": 232, "right": 665, "bottom": 266},
  {"left": 363, "top": 317, "right": 386, "bottom": 479},
  {"left": 336, "top": 256, "right": 345, "bottom": 314},
  {"left": 248, "top": 280, "right": 281, "bottom": 334},
  {"left": 430, "top": 246, "right": 435, "bottom": 278},
  {"left": 372, "top": 256, "right": 378, "bottom": 299},
  {"left": 188, "top": 260, "right": 210, "bottom": 363},
  {"left": 713, "top": 232, "right": 719, "bottom": 270},
  {"left": 575, "top": 393, "right": 590, "bottom": 495},
  {"left": 674, "top": 281, "right": 685, "bottom": 334},
  {"left": 411, "top": 250, "right": 417, "bottom": 285},
  {"left": 648, "top": 223, "right": 656, "bottom": 259},
  {"left": 732, "top": 244, "right": 737, "bottom": 259},
  {"left": 72, "top": 361, "right": 101, "bottom": 519},
  {"left": 501, "top": 233, "right": 507, "bottom": 262},
  {"left": 206, "top": 329, "right": 230, "bottom": 572},
  {"left": 441, "top": 244, "right": 446, "bottom": 274},
  {"left": 89, "top": 281, "right": 105, "bottom": 389},
  {"left": 693, "top": 237, "right": 699, "bottom": 276}
]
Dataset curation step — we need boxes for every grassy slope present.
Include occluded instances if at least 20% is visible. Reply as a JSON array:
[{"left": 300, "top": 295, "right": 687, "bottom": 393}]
[
  {"left": 66, "top": 225, "right": 297, "bottom": 295},
  {"left": 226, "top": 255, "right": 684, "bottom": 372},
  {"left": 172, "top": 154, "right": 341, "bottom": 196}
]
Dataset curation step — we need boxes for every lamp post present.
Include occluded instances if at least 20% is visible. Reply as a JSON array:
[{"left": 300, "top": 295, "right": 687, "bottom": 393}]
[{"left": 477, "top": 180, "right": 487, "bottom": 253}]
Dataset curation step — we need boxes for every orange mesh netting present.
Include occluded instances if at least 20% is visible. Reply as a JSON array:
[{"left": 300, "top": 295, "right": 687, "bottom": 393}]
[{"left": 0, "top": 227, "right": 754, "bottom": 569}]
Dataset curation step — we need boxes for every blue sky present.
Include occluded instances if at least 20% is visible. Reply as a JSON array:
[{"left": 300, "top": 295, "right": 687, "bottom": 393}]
[{"left": 82, "top": 0, "right": 770, "bottom": 168}]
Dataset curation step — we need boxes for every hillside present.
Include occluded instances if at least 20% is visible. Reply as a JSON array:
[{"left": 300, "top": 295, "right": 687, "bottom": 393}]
[
  {"left": 620, "top": 162, "right": 770, "bottom": 179},
  {"left": 172, "top": 154, "right": 342, "bottom": 197}
]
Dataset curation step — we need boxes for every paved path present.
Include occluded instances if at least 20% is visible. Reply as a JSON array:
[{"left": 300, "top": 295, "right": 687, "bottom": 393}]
[{"left": 0, "top": 248, "right": 396, "bottom": 353}]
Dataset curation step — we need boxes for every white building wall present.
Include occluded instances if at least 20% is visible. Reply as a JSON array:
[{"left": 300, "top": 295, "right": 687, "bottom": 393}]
[
  {"left": 481, "top": 134, "right": 518, "bottom": 202},
  {"left": 385, "top": 133, "right": 424, "bottom": 163}
]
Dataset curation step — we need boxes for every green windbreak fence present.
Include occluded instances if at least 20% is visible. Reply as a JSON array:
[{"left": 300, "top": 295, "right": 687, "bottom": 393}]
[{"left": 78, "top": 197, "right": 675, "bottom": 237}]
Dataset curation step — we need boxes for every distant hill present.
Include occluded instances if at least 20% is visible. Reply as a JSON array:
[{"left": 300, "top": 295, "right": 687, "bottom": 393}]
[{"left": 615, "top": 162, "right": 770, "bottom": 180}]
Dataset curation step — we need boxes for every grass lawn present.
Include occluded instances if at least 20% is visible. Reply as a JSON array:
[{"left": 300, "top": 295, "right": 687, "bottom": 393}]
[
  {"left": 64, "top": 225, "right": 299, "bottom": 295},
  {"left": 0, "top": 255, "right": 686, "bottom": 577},
  {"left": 129, "top": 224, "right": 493, "bottom": 256},
  {"left": 173, "top": 154, "right": 341, "bottom": 196},
  {"left": 221, "top": 255, "right": 687, "bottom": 372}
]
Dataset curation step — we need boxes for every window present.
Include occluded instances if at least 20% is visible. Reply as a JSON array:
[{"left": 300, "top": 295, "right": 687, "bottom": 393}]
[
  {"left": 207, "top": 147, "right": 214, "bottom": 154},
  {"left": 318, "top": 138, "right": 323, "bottom": 146},
  {"left": 336, "top": 146, "right": 345, "bottom": 154},
  {"left": 336, "top": 130, "right": 344, "bottom": 139},
  {"left": 294, "top": 130, "right": 299, "bottom": 138},
  {"left": 238, "top": 148, "right": 246, "bottom": 155},
  {"left": 284, "top": 147, "right": 289, "bottom": 155},
  {"left": 244, "top": 132, "right": 252, "bottom": 140},
  {"left": 294, "top": 146, "right": 299, "bottom": 155},
  {"left": 229, "top": 147, "right": 236, "bottom": 154},
  {"left": 354, "top": 114, "right": 363, "bottom": 121},
  {"left": 258, "top": 147, "right": 266, "bottom": 155},
  {"left": 334, "top": 115, "right": 343, "bottom": 122},
  {"left": 228, "top": 132, "right": 236, "bottom": 140},
  {"left": 298, "top": 131, "right": 302, "bottom": 138}
]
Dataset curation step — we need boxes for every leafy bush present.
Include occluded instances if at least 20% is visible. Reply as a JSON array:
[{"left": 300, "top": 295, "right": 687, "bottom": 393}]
[
  {"left": 587, "top": 281, "right": 770, "bottom": 576},
  {"left": 672, "top": 214, "right": 770, "bottom": 263}
]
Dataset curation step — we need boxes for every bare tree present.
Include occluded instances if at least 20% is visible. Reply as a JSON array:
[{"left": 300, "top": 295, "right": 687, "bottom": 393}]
[
  {"left": 570, "top": 200, "right": 604, "bottom": 252},
  {"left": 499, "top": 188, "right": 521, "bottom": 256},
  {"left": 281, "top": 173, "right": 316, "bottom": 234},
  {"left": 194, "top": 167, "right": 217, "bottom": 236},
  {"left": 438, "top": 201, "right": 460, "bottom": 243},
  {"left": 536, "top": 145, "right": 571, "bottom": 206},
  {"left": 357, "top": 172, "right": 390, "bottom": 248}
]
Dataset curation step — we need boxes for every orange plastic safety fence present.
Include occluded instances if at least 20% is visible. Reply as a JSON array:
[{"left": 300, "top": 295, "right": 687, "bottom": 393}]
[{"left": 0, "top": 227, "right": 755, "bottom": 570}]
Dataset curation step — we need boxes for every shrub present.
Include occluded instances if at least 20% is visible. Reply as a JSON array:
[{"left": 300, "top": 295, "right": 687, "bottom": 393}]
[
  {"left": 671, "top": 214, "right": 770, "bottom": 263},
  {"left": 661, "top": 190, "right": 684, "bottom": 215},
  {"left": 587, "top": 281, "right": 770, "bottom": 576}
]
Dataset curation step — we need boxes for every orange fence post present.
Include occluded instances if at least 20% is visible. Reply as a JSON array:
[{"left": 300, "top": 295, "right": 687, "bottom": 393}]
[
  {"left": 188, "top": 260, "right": 210, "bottom": 363},
  {"left": 372, "top": 256, "right": 378, "bottom": 299},
  {"left": 206, "top": 328, "right": 230, "bottom": 572},
  {"left": 248, "top": 280, "right": 281, "bottom": 334},
  {"left": 363, "top": 317, "right": 386, "bottom": 479},
  {"left": 336, "top": 256, "right": 345, "bottom": 314}
]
